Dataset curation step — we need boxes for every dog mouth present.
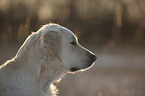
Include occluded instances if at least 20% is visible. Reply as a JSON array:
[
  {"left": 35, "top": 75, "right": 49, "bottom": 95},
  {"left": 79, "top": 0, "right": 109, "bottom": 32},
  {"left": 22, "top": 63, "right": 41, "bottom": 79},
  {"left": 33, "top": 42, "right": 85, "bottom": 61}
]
[
  {"left": 70, "top": 67, "right": 80, "bottom": 72},
  {"left": 70, "top": 61, "right": 96, "bottom": 73},
  {"left": 69, "top": 55, "right": 97, "bottom": 73}
]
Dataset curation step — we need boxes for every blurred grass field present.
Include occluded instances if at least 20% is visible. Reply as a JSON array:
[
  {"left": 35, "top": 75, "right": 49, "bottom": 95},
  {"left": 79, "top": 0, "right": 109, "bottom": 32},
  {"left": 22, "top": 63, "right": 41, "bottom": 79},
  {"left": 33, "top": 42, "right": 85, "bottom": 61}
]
[
  {"left": 0, "top": 0, "right": 145, "bottom": 96},
  {"left": 58, "top": 66, "right": 145, "bottom": 96}
]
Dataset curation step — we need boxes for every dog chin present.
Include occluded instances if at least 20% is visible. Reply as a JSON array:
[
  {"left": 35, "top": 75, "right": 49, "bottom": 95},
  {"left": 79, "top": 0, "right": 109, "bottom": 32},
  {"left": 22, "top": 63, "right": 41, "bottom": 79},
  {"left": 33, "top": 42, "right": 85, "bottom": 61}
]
[{"left": 69, "top": 62, "right": 95, "bottom": 73}]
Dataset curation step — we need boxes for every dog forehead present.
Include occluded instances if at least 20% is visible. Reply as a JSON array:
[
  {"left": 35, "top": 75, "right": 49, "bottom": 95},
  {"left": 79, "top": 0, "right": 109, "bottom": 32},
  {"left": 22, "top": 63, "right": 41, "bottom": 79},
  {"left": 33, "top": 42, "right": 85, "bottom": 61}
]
[
  {"left": 39, "top": 24, "right": 77, "bottom": 41},
  {"left": 48, "top": 24, "right": 77, "bottom": 40},
  {"left": 61, "top": 28, "right": 76, "bottom": 39}
]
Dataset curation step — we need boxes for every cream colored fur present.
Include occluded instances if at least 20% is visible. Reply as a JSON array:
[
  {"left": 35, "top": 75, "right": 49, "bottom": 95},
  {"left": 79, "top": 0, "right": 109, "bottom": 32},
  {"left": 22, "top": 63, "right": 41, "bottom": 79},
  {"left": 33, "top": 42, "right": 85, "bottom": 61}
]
[{"left": 0, "top": 24, "right": 96, "bottom": 96}]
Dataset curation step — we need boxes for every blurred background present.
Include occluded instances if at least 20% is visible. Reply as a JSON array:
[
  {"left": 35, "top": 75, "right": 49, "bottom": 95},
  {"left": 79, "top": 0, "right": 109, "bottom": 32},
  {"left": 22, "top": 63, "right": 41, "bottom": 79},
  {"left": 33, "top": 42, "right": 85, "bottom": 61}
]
[{"left": 0, "top": 0, "right": 145, "bottom": 96}]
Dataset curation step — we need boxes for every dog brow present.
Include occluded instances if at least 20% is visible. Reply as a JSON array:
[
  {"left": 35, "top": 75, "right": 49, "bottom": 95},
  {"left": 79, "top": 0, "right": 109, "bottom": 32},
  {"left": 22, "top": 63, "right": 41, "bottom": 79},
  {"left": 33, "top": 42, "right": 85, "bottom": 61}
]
[{"left": 73, "top": 35, "right": 78, "bottom": 41}]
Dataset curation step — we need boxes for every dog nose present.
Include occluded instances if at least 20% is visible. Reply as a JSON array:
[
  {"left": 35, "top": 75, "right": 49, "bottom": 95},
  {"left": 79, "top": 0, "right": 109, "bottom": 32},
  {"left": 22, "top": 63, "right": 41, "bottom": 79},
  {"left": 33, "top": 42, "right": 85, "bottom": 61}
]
[{"left": 90, "top": 54, "right": 97, "bottom": 62}]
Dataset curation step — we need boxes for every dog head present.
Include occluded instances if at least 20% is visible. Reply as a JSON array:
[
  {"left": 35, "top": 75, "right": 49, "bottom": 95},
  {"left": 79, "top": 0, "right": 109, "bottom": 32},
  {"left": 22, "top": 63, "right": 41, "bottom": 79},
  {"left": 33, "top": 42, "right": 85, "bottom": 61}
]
[{"left": 40, "top": 23, "right": 96, "bottom": 73}]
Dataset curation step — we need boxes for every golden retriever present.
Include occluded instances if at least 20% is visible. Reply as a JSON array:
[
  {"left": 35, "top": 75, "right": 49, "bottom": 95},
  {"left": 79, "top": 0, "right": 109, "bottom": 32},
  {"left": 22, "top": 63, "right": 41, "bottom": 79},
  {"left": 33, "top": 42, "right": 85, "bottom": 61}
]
[{"left": 0, "top": 23, "right": 96, "bottom": 96}]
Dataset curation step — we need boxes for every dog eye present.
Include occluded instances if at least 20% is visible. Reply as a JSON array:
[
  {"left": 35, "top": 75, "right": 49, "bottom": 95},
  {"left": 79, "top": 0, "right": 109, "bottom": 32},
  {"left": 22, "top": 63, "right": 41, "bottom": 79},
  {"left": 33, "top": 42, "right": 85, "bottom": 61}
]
[{"left": 70, "top": 41, "right": 76, "bottom": 45}]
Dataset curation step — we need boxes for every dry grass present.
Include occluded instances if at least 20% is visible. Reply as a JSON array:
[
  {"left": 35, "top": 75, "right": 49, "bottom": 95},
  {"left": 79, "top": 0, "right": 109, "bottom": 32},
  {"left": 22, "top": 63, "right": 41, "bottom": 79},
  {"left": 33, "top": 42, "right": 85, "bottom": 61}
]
[{"left": 58, "top": 67, "right": 145, "bottom": 96}]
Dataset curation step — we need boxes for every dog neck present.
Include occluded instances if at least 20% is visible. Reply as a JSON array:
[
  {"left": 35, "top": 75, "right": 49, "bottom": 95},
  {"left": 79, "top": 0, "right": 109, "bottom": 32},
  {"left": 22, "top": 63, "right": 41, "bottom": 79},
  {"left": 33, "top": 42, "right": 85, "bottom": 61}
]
[
  {"left": 16, "top": 45, "right": 65, "bottom": 95},
  {"left": 0, "top": 33, "right": 67, "bottom": 95},
  {"left": 0, "top": 48, "right": 66, "bottom": 96},
  {"left": 39, "top": 55, "right": 66, "bottom": 94}
]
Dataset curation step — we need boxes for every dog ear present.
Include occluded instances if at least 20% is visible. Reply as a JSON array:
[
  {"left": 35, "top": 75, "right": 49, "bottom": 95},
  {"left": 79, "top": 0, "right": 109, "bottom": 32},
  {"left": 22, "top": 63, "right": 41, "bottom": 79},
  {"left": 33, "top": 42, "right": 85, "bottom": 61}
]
[{"left": 42, "top": 31, "right": 61, "bottom": 61}]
